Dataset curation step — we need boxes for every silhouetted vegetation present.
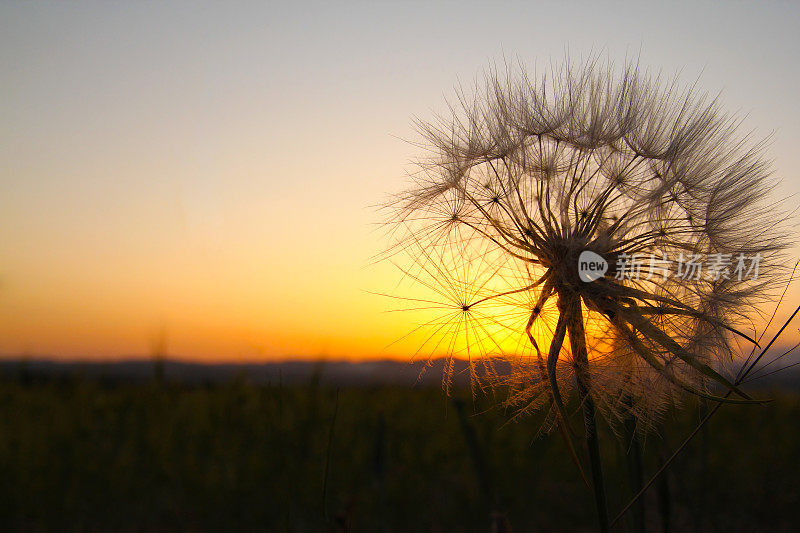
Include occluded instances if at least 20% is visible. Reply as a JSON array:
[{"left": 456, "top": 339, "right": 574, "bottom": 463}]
[{"left": 0, "top": 374, "right": 797, "bottom": 531}]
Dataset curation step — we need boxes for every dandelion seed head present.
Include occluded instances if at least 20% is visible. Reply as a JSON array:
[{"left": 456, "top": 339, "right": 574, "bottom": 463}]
[{"left": 382, "top": 56, "right": 794, "bottom": 429}]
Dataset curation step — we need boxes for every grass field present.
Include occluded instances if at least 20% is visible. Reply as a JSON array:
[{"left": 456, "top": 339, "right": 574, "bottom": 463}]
[{"left": 0, "top": 374, "right": 798, "bottom": 531}]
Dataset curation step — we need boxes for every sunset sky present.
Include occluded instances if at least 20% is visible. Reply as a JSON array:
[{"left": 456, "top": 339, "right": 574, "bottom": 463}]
[{"left": 2, "top": 1, "right": 799, "bottom": 362}]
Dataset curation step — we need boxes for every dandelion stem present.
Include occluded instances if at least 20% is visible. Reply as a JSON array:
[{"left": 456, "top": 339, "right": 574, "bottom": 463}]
[{"left": 563, "top": 293, "right": 610, "bottom": 533}]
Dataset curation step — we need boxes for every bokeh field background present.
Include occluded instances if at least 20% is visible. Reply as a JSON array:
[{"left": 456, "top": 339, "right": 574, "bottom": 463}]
[{"left": 1, "top": 366, "right": 797, "bottom": 531}]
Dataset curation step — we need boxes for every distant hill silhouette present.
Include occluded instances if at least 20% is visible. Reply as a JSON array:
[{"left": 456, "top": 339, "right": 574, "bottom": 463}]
[
  {"left": 0, "top": 357, "right": 507, "bottom": 387},
  {"left": 1, "top": 356, "right": 798, "bottom": 389}
]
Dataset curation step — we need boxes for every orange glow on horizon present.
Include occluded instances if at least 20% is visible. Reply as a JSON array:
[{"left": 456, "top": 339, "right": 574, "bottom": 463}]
[{"left": 1, "top": 3, "right": 798, "bottom": 363}]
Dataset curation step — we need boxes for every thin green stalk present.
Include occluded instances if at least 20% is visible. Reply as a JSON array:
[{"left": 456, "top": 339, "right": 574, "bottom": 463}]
[
  {"left": 656, "top": 449, "right": 671, "bottom": 533},
  {"left": 452, "top": 397, "right": 497, "bottom": 509},
  {"left": 696, "top": 394, "right": 710, "bottom": 530},
  {"left": 452, "top": 396, "right": 512, "bottom": 531},
  {"left": 322, "top": 388, "right": 339, "bottom": 523},
  {"left": 563, "top": 293, "right": 610, "bottom": 533},
  {"left": 623, "top": 398, "right": 645, "bottom": 533}
]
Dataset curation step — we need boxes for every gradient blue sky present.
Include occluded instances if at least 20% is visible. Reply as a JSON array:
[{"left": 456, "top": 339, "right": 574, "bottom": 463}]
[{"left": 1, "top": 1, "right": 798, "bottom": 360}]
